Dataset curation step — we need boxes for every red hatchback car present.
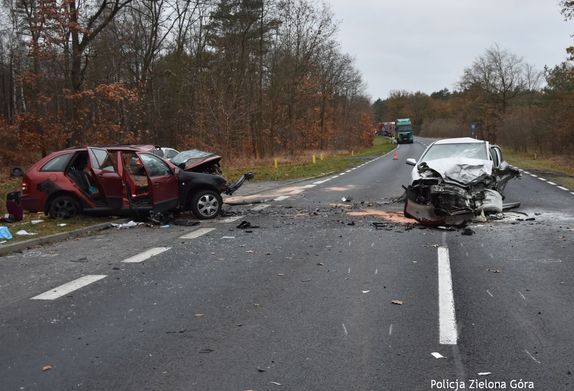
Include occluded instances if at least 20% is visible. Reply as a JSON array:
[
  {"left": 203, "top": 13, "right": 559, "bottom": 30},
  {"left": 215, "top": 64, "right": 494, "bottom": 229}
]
[{"left": 19, "top": 146, "right": 250, "bottom": 219}]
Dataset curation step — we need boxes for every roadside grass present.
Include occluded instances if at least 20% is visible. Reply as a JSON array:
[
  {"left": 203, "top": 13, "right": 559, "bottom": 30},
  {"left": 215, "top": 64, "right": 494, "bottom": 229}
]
[
  {"left": 223, "top": 136, "right": 395, "bottom": 181},
  {"left": 505, "top": 150, "right": 574, "bottom": 190}
]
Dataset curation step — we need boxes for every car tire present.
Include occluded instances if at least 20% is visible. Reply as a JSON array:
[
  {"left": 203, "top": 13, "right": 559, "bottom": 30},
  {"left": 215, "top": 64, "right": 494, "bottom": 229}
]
[
  {"left": 190, "top": 190, "right": 222, "bottom": 219},
  {"left": 48, "top": 195, "right": 81, "bottom": 219}
]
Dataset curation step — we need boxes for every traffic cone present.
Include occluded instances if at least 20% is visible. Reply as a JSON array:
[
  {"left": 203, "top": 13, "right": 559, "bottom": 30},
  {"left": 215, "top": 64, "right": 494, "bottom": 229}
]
[{"left": 393, "top": 149, "right": 398, "bottom": 160}]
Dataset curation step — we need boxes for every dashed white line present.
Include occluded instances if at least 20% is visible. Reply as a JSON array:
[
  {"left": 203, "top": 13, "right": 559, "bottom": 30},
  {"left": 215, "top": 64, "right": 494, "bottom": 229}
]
[
  {"left": 547, "top": 181, "right": 557, "bottom": 186},
  {"left": 303, "top": 184, "right": 316, "bottom": 189},
  {"left": 389, "top": 323, "right": 393, "bottom": 336},
  {"left": 180, "top": 228, "right": 216, "bottom": 239},
  {"left": 274, "top": 195, "right": 290, "bottom": 202},
  {"left": 530, "top": 174, "right": 538, "bottom": 178},
  {"left": 251, "top": 204, "right": 270, "bottom": 211},
  {"left": 571, "top": 192, "right": 574, "bottom": 196},
  {"left": 313, "top": 179, "right": 330, "bottom": 185},
  {"left": 438, "top": 246, "right": 458, "bottom": 345},
  {"left": 557, "top": 186, "right": 569, "bottom": 191},
  {"left": 538, "top": 177, "right": 547, "bottom": 182},
  {"left": 31, "top": 275, "right": 107, "bottom": 300},
  {"left": 122, "top": 247, "right": 171, "bottom": 263},
  {"left": 219, "top": 215, "right": 244, "bottom": 223}
]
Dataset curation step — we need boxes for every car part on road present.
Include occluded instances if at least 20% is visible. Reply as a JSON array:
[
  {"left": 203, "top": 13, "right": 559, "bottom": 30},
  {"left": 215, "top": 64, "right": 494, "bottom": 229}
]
[{"left": 237, "top": 221, "right": 260, "bottom": 229}]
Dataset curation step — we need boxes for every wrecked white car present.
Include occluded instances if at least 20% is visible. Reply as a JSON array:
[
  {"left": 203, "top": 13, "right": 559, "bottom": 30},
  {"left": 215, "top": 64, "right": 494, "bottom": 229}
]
[{"left": 404, "top": 137, "right": 520, "bottom": 225}]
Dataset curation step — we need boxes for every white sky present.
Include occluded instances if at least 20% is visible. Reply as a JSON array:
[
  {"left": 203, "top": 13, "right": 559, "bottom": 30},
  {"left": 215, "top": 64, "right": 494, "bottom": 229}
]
[{"left": 327, "top": 0, "right": 573, "bottom": 100}]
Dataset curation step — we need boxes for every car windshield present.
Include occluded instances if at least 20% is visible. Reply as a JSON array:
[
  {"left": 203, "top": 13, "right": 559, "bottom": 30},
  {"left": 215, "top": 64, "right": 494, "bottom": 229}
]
[
  {"left": 171, "top": 149, "right": 215, "bottom": 165},
  {"left": 421, "top": 143, "right": 487, "bottom": 161}
]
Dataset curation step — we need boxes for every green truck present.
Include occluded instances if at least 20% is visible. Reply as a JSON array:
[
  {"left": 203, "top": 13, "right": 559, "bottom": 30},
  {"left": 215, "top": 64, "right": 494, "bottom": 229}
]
[{"left": 395, "top": 118, "right": 414, "bottom": 144}]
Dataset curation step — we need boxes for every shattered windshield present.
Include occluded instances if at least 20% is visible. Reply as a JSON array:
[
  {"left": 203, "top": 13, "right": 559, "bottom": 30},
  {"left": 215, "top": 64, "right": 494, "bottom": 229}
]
[
  {"left": 171, "top": 149, "right": 215, "bottom": 165},
  {"left": 421, "top": 143, "right": 487, "bottom": 161}
]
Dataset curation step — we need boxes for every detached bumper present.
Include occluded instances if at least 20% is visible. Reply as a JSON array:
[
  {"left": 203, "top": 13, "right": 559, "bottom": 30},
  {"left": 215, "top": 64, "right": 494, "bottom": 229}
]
[{"left": 224, "top": 172, "right": 254, "bottom": 195}]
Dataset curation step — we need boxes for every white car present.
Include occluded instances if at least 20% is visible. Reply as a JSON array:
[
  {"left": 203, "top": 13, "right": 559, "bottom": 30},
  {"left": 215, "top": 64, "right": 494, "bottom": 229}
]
[{"left": 404, "top": 137, "right": 520, "bottom": 225}]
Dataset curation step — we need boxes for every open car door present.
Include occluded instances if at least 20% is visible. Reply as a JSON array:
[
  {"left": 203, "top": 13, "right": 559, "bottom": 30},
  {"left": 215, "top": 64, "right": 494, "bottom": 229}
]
[
  {"left": 87, "top": 147, "right": 124, "bottom": 210},
  {"left": 138, "top": 153, "right": 179, "bottom": 212}
]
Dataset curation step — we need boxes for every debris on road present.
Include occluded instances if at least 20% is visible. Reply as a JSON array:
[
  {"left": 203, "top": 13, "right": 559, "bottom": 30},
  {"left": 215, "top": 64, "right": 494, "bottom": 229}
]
[
  {"left": 461, "top": 227, "right": 475, "bottom": 236},
  {"left": 431, "top": 352, "right": 445, "bottom": 359},
  {"left": 487, "top": 268, "right": 501, "bottom": 273},
  {"left": 391, "top": 300, "right": 404, "bottom": 305},
  {"left": 350, "top": 209, "right": 415, "bottom": 224},
  {"left": 30, "top": 219, "right": 44, "bottom": 224},
  {"left": 173, "top": 219, "right": 200, "bottom": 227},
  {"left": 112, "top": 221, "right": 142, "bottom": 229},
  {"left": 237, "top": 221, "right": 260, "bottom": 229},
  {"left": 478, "top": 372, "right": 492, "bottom": 376},
  {"left": 42, "top": 365, "right": 53, "bottom": 372},
  {"left": 341, "top": 196, "right": 352, "bottom": 202},
  {"left": 270, "top": 381, "right": 282, "bottom": 386},
  {"left": 199, "top": 348, "right": 214, "bottom": 354}
]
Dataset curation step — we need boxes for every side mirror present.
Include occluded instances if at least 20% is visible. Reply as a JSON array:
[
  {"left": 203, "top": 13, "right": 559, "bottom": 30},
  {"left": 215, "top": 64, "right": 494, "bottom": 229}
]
[
  {"left": 10, "top": 167, "right": 24, "bottom": 177},
  {"left": 405, "top": 158, "right": 417, "bottom": 167}
]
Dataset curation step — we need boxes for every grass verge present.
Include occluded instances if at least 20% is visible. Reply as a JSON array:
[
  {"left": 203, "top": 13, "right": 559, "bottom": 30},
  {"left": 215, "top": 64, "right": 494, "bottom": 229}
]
[
  {"left": 223, "top": 136, "right": 395, "bottom": 181},
  {"left": 505, "top": 150, "right": 574, "bottom": 190}
]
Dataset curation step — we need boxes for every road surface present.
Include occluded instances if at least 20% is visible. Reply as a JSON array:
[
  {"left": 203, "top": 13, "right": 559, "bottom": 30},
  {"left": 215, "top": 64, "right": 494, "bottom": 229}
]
[{"left": 1, "top": 137, "right": 573, "bottom": 390}]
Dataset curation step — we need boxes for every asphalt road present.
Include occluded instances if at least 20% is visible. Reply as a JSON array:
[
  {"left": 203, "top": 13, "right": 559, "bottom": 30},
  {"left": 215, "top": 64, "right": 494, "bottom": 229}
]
[{"left": 1, "top": 137, "right": 573, "bottom": 391}]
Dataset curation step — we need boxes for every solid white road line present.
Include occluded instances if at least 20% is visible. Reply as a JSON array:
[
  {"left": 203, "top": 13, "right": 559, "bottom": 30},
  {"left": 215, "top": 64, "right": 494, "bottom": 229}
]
[
  {"left": 252, "top": 204, "right": 270, "bottom": 211},
  {"left": 122, "top": 247, "right": 171, "bottom": 263},
  {"left": 31, "top": 275, "right": 107, "bottom": 300},
  {"left": 274, "top": 195, "right": 290, "bottom": 202},
  {"left": 180, "top": 228, "right": 216, "bottom": 239},
  {"left": 438, "top": 246, "right": 458, "bottom": 345},
  {"left": 219, "top": 216, "right": 244, "bottom": 223}
]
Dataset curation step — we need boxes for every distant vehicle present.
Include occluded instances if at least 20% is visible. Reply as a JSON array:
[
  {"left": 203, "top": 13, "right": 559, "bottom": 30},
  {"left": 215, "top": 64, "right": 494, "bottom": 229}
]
[
  {"left": 395, "top": 118, "right": 414, "bottom": 144},
  {"left": 404, "top": 137, "right": 520, "bottom": 225},
  {"left": 18, "top": 146, "right": 252, "bottom": 220}
]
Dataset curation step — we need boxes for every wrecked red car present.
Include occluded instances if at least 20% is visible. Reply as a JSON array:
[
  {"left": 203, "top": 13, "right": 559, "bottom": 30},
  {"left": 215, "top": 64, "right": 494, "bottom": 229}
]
[{"left": 19, "top": 146, "right": 252, "bottom": 220}]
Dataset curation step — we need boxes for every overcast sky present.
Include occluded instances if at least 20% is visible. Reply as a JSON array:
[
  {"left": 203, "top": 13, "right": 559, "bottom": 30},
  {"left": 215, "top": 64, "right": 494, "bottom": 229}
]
[{"left": 327, "top": 0, "right": 573, "bottom": 100}]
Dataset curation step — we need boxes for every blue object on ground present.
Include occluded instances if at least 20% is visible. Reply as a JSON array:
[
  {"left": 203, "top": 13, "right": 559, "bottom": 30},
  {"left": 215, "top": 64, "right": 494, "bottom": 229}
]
[{"left": 0, "top": 226, "right": 13, "bottom": 240}]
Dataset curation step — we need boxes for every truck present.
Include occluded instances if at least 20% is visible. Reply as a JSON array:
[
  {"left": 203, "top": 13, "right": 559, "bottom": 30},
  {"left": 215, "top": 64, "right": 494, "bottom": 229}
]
[{"left": 395, "top": 118, "right": 414, "bottom": 144}]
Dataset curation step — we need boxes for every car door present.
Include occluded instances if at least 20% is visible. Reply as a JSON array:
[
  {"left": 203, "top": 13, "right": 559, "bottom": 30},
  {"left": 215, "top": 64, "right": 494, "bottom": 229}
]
[
  {"left": 138, "top": 153, "right": 179, "bottom": 212},
  {"left": 87, "top": 147, "right": 124, "bottom": 209}
]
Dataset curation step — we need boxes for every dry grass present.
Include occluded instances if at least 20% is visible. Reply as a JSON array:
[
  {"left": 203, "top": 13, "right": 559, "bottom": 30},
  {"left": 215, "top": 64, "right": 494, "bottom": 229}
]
[{"left": 505, "top": 150, "right": 574, "bottom": 189}]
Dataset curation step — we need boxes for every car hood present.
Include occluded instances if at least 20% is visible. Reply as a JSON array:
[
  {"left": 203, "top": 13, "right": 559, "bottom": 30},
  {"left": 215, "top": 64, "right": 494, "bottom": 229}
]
[
  {"left": 414, "top": 158, "right": 493, "bottom": 184},
  {"left": 171, "top": 149, "right": 222, "bottom": 171}
]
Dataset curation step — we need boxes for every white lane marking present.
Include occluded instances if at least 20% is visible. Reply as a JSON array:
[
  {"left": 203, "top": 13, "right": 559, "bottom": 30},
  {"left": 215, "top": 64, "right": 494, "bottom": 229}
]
[
  {"left": 375, "top": 268, "right": 379, "bottom": 275},
  {"left": 431, "top": 352, "right": 445, "bottom": 359},
  {"left": 538, "top": 177, "right": 547, "bottom": 182},
  {"left": 329, "top": 176, "right": 339, "bottom": 180},
  {"left": 303, "top": 184, "right": 316, "bottom": 189},
  {"left": 313, "top": 179, "right": 330, "bottom": 185},
  {"left": 557, "top": 186, "right": 569, "bottom": 191},
  {"left": 221, "top": 236, "right": 235, "bottom": 239},
  {"left": 518, "top": 291, "right": 526, "bottom": 301},
  {"left": 389, "top": 323, "right": 393, "bottom": 336},
  {"left": 219, "top": 216, "right": 244, "bottom": 223},
  {"left": 252, "top": 204, "right": 270, "bottom": 211},
  {"left": 547, "top": 181, "right": 557, "bottom": 186},
  {"left": 342, "top": 323, "right": 348, "bottom": 336},
  {"left": 274, "top": 195, "right": 290, "bottom": 201},
  {"left": 524, "top": 349, "right": 541, "bottom": 364},
  {"left": 32, "top": 275, "right": 107, "bottom": 300},
  {"left": 523, "top": 171, "right": 530, "bottom": 175},
  {"left": 530, "top": 174, "right": 538, "bottom": 178},
  {"left": 486, "top": 290, "right": 494, "bottom": 297},
  {"left": 347, "top": 267, "right": 351, "bottom": 274},
  {"left": 478, "top": 372, "right": 493, "bottom": 376},
  {"left": 438, "top": 246, "right": 458, "bottom": 345},
  {"left": 122, "top": 247, "right": 171, "bottom": 263},
  {"left": 571, "top": 192, "right": 574, "bottom": 196},
  {"left": 345, "top": 170, "right": 352, "bottom": 173},
  {"left": 180, "top": 228, "right": 216, "bottom": 239}
]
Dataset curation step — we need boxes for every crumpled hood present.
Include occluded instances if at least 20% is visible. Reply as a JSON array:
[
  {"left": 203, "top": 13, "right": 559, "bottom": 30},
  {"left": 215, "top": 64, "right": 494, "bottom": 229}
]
[{"left": 418, "top": 158, "right": 493, "bottom": 184}]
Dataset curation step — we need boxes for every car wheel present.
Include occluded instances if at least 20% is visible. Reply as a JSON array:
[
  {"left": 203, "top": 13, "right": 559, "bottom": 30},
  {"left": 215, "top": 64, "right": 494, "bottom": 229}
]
[
  {"left": 190, "top": 190, "right": 222, "bottom": 219},
  {"left": 48, "top": 195, "right": 81, "bottom": 219}
]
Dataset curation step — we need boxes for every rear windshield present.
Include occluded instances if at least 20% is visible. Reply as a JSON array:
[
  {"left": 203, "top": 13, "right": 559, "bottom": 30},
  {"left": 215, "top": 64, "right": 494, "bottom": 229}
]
[{"left": 421, "top": 143, "right": 487, "bottom": 161}]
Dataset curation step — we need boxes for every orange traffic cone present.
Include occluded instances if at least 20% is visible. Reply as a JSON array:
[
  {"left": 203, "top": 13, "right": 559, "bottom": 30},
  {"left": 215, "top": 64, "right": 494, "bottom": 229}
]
[{"left": 393, "top": 149, "right": 398, "bottom": 160}]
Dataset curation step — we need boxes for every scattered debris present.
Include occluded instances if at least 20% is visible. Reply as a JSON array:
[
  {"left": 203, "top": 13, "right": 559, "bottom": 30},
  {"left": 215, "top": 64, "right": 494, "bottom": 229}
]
[
  {"left": 257, "top": 367, "right": 266, "bottom": 373},
  {"left": 341, "top": 196, "right": 352, "bottom": 202},
  {"left": 15, "top": 229, "right": 37, "bottom": 236},
  {"left": 112, "top": 221, "right": 142, "bottom": 229},
  {"left": 195, "top": 313, "right": 205, "bottom": 317},
  {"left": 221, "top": 236, "right": 236, "bottom": 239},
  {"left": 57, "top": 223, "right": 67, "bottom": 227},
  {"left": 270, "top": 381, "right": 282, "bottom": 386},
  {"left": 199, "top": 348, "right": 214, "bottom": 354},
  {"left": 30, "top": 219, "right": 44, "bottom": 224},
  {"left": 362, "top": 290, "right": 371, "bottom": 294},
  {"left": 301, "top": 278, "right": 312, "bottom": 283},
  {"left": 431, "top": 352, "right": 445, "bottom": 359},
  {"left": 487, "top": 268, "right": 501, "bottom": 274},
  {"left": 478, "top": 372, "right": 492, "bottom": 376},
  {"left": 237, "top": 221, "right": 260, "bottom": 229},
  {"left": 0, "top": 226, "right": 13, "bottom": 240},
  {"left": 391, "top": 300, "right": 404, "bottom": 305},
  {"left": 350, "top": 209, "right": 415, "bottom": 224},
  {"left": 42, "top": 365, "right": 53, "bottom": 372},
  {"left": 461, "top": 227, "right": 475, "bottom": 236}
]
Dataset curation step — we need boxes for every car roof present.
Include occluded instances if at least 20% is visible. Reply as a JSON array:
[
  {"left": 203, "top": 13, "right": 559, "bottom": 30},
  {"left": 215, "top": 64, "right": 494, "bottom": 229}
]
[{"left": 432, "top": 137, "right": 486, "bottom": 145}]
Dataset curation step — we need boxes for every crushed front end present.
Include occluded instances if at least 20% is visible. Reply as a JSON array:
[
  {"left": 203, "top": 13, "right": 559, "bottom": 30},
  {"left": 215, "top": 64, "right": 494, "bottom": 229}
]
[{"left": 404, "top": 163, "right": 520, "bottom": 226}]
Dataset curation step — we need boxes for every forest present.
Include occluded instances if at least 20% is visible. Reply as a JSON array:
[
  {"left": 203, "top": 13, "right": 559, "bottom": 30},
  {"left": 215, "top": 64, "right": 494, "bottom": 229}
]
[
  {"left": 0, "top": 0, "right": 373, "bottom": 165},
  {"left": 373, "top": 2, "right": 574, "bottom": 157}
]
